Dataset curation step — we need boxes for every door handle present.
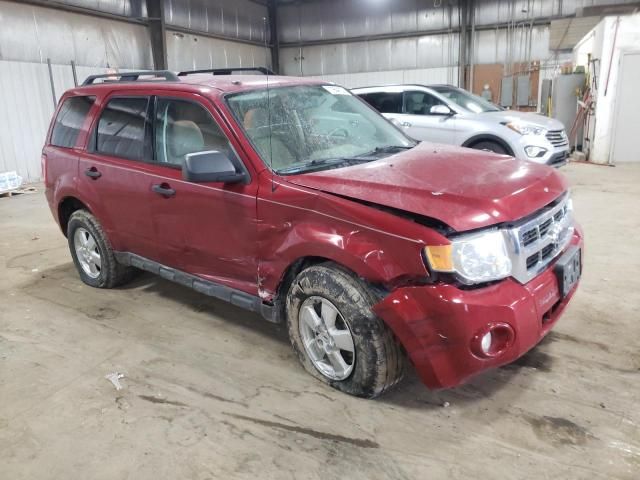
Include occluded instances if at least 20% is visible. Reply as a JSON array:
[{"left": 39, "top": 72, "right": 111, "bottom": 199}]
[
  {"left": 401, "top": 121, "right": 412, "bottom": 127},
  {"left": 152, "top": 183, "right": 176, "bottom": 197},
  {"left": 85, "top": 167, "right": 101, "bottom": 179}
]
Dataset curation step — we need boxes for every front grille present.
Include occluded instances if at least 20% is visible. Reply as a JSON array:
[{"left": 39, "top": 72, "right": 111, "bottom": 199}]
[
  {"left": 508, "top": 193, "right": 574, "bottom": 283},
  {"left": 547, "top": 151, "right": 568, "bottom": 167},
  {"left": 546, "top": 129, "right": 569, "bottom": 147}
]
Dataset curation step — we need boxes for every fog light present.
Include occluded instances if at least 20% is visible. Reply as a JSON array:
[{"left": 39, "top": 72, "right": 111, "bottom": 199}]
[
  {"left": 480, "top": 331, "right": 492, "bottom": 354},
  {"left": 471, "top": 323, "right": 515, "bottom": 358},
  {"left": 525, "top": 146, "right": 547, "bottom": 158}
]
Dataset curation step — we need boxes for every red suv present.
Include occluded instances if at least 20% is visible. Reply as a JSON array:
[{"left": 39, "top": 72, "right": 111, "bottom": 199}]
[{"left": 43, "top": 69, "right": 583, "bottom": 398}]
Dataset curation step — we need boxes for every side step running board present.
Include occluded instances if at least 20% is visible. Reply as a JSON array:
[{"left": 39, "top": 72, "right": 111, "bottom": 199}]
[{"left": 114, "top": 252, "right": 277, "bottom": 323}]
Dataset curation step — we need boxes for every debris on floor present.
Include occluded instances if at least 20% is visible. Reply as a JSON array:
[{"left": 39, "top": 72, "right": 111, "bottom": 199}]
[
  {"left": 105, "top": 372, "right": 126, "bottom": 391},
  {"left": 0, "top": 171, "right": 23, "bottom": 197}
]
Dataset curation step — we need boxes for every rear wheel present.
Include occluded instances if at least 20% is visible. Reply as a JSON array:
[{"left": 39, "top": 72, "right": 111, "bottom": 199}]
[
  {"left": 67, "top": 210, "right": 136, "bottom": 288},
  {"left": 470, "top": 140, "right": 507, "bottom": 155},
  {"left": 286, "top": 263, "right": 404, "bottom": 398}
]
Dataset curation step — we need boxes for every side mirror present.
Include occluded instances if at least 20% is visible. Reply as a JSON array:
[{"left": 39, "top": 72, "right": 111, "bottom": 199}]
[
  {"left": 430, "top": 105, "right": 454, "bottom": 116},
  {"left": 183, "top": 150, "right": 246, "bottom": 184}
]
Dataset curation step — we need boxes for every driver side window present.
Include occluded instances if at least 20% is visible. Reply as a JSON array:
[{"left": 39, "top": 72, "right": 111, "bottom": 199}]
[
  {"left": 403, "top": 91, "right": 446, "bottom": 116},
  {"left": 154, "top": 98, "right": 235, "bottom": 166}
]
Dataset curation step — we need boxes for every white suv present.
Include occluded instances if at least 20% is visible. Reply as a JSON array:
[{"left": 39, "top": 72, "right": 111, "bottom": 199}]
[{"left": 353, "top": 84, "right": 570, "bottom": 167}]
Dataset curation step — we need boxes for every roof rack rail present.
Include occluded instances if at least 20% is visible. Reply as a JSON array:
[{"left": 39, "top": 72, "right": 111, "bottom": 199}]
[
  {"left": 177, "top": 67, "right": 275, "bottom": 77},
  {"left": 82, "top": 70, "right": 180, "bottom": 86}
]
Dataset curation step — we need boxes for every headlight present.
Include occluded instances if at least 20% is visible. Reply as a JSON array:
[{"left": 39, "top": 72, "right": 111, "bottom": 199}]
[
  {"left": 425, "top": 230, "right": 512, "bottom": 284},
  {"left": 505, "top": 121, "right": 546, "bottom": 136}
]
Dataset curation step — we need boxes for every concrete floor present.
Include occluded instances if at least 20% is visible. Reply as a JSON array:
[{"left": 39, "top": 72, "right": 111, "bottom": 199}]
[{"left": 1, "top": 163, "right": 639, "bottom": 479}]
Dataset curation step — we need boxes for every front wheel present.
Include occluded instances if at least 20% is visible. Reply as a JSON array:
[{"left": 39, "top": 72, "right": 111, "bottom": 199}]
[
  {"left": 286, "top": 263, "right": 404, "bottom": 398},
  {"left": 470, "top": 140, "right": 507, "bottom": 155}
]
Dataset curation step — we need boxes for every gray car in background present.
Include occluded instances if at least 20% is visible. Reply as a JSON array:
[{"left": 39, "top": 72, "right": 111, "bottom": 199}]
[{"left": 352, "top": 84, "right": 570, "bottom": 167}]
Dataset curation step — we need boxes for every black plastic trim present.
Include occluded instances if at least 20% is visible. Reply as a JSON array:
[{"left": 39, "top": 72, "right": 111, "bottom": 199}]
[
  {"left": 178, "top": 67, "right": 275, "bottom": 76},
  {"left": 114, "top": 252, "right": 277, "bottom": 323},
  {"left": 82, "top": 71, "right": 179, "bottom": 86}
]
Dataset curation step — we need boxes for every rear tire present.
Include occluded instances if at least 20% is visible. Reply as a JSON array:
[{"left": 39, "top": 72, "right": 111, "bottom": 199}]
[
  {"left": 67, "top": 210, "right": 136, "bottom": 288},
  {"left": 286, "top": 263, "right": 404, "bottom": 398},
  {"left": 470, "top": 140, "right": 507, "bottom": 155}
]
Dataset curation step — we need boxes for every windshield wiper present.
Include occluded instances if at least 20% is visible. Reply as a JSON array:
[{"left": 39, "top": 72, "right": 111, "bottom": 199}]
[
  {"left": 352, "top": 144, "right": 415, "bottom": 159},
  {"left": 276, "top": 145, "right": 416, "bottom": 175},
  {"left": 276, "top": 157, "right": 363, "bottom": 175}
]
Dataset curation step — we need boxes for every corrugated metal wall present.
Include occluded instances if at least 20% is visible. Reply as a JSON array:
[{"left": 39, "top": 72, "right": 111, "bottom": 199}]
[
  {"left": 278, "top": 0, "right": 460, "bottom": 84},
  {"left": 0, "top": 0, "right": 269, "bottom": 182},
  {"left": 278, "top": 0, "right": 640, "bottom": 85},
  {"left": 278, "top": 0, "right": 460, "bottom": 43},
  {"left": 0, "top": 1, "right": 152, "bottom": 68},
  {"left": 39, "top": 0, "right": 146, "bottom": 17},
  {"left": 0, "top": 1, "right": 153, "bottom": 182},
  {"left": 164, "top": 0, "right": 269, "bottom": 44},
  {"left": 166, "top": 32, "right": 270, "bottom": 72}
]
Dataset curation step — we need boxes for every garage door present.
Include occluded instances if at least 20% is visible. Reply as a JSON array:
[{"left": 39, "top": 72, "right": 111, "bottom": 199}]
[{"left": 612, "top": 51, "right": 640, "bottom": 163}]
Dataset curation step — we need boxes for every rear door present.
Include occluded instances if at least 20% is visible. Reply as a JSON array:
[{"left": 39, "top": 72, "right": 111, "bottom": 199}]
[
  {"left": 44, "top": 95, "right": 96, "bottom": 211},
  {"left": 77, "top": 94, "right": 157, "bottom": 257},
  {"left": 143, "top": 93, "right": 259, "bottom": 294},
  {"left": 401, "top": 90, "right": 458, "bottom": 144}
]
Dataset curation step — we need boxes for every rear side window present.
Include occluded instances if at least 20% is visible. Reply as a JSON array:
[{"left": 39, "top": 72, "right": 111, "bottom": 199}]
[
  {"left": 96, "top": 97, "right": 150, "bottom": 160},
  {"left": 359, "top": 92, "right": 403, "bottom": 114},
  {"left": 50, "top": 96, "right": 95, "bottom": 148}
]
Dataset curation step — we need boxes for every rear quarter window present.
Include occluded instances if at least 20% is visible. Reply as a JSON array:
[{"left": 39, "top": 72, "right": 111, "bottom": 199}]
[
  {"left": 50, "top": 96, "right": 95, "bottom": 148},
  {"left": 358, "top": 92, "right": 403, "bottom": 114}
]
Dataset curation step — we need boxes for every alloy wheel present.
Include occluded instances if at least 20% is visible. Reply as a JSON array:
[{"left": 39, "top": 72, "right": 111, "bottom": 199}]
[{"left": 298, "top": 296, "right": 356, "bottom": 380}]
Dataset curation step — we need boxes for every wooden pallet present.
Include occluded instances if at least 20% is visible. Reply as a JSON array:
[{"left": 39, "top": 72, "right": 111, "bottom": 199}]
[{"left": 0, "top": 187, "right": 36, "bottom": 198}]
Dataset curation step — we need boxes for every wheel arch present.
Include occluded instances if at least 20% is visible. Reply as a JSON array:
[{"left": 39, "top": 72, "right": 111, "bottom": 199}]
[
  {"left": 58, "top": 196, "right": 92, "bottom": 236},
  {"left": 462, "top": 134, "right": 515, "bottom": 156},
  {"left": 270, "top": 255, "right": 375, "bottom": 323}
]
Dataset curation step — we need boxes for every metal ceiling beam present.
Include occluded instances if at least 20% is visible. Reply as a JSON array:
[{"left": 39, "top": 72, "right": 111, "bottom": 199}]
[
  {"left": 145, "top": 0, "right": 168, "bottom": 70},
  {"left": 268, "top": 0, "right": 280, "bottom": 73},
  {"left": 459, "top": 0, "right": 470, "bottom": 87}
]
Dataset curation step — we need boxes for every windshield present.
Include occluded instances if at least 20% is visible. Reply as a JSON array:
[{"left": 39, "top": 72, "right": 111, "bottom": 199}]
[
  {"left": 226, "top": 84, "right": 415, "bottom": 174},
  {"left": 431, "top": 86, "right": 502, "bottom": 113}
]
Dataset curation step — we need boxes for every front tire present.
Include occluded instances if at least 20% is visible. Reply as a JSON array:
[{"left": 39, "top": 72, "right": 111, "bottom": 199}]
[
  {"left": 286, "top": 263, "right": 404, "bottom": 398},
  {"left": 67, "top": 210, "right": 136, "bottom": 288},
  {"left": 470, "top": 140, "right": 507, "bottom": 155}
]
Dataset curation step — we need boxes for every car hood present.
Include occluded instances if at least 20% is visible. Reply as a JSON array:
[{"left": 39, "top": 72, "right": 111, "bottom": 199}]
[
  {"left": 285, "top": 143, "right": 568, "bottom": 232},
  {"left": 481, "top": 110, "right": 566, "bottom": 131}
]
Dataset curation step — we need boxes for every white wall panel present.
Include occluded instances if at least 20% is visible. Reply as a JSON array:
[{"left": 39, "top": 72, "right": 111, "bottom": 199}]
[
  {"left": 166, "top": 32, "right": 270, "bottom": 71},
  {"left": 0, "top": 60, "right": 137, "bottom": 183},
  {"left": 41, "top": 0, "right": 145, "bottom": 18},
  {"left": 164, "top": 0, "right": 269, "bottom": 43},
  {"left": 308, "top": 66, "right": 459, "bottom": 89},
  {"left": 278, "top": 0, "right": 459, "bottom": 43},
  {"left": 0, "top": 1, "right": 152, "bottom": 69},
  {"left": 281, "top": 33, "right": 458, "bottom": 76},
  {"left": 0, "top": 61, "right": 55, "bottom": 182},
  {"left": 473, "top": 26, "right": 550, "bottom": 65}
]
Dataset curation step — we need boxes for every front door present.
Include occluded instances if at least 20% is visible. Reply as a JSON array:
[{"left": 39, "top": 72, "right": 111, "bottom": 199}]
[
  {"left": 401, "top": 90, "right": 458, "bottom": 144},
  {"left": 144, "top": 94, "right": 258, "bottom": 294}
]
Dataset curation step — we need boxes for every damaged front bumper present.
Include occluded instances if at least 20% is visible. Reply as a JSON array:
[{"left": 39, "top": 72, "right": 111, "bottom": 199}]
[{"left": 372, "top": 227, "right": 583, "bottom": 389}]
